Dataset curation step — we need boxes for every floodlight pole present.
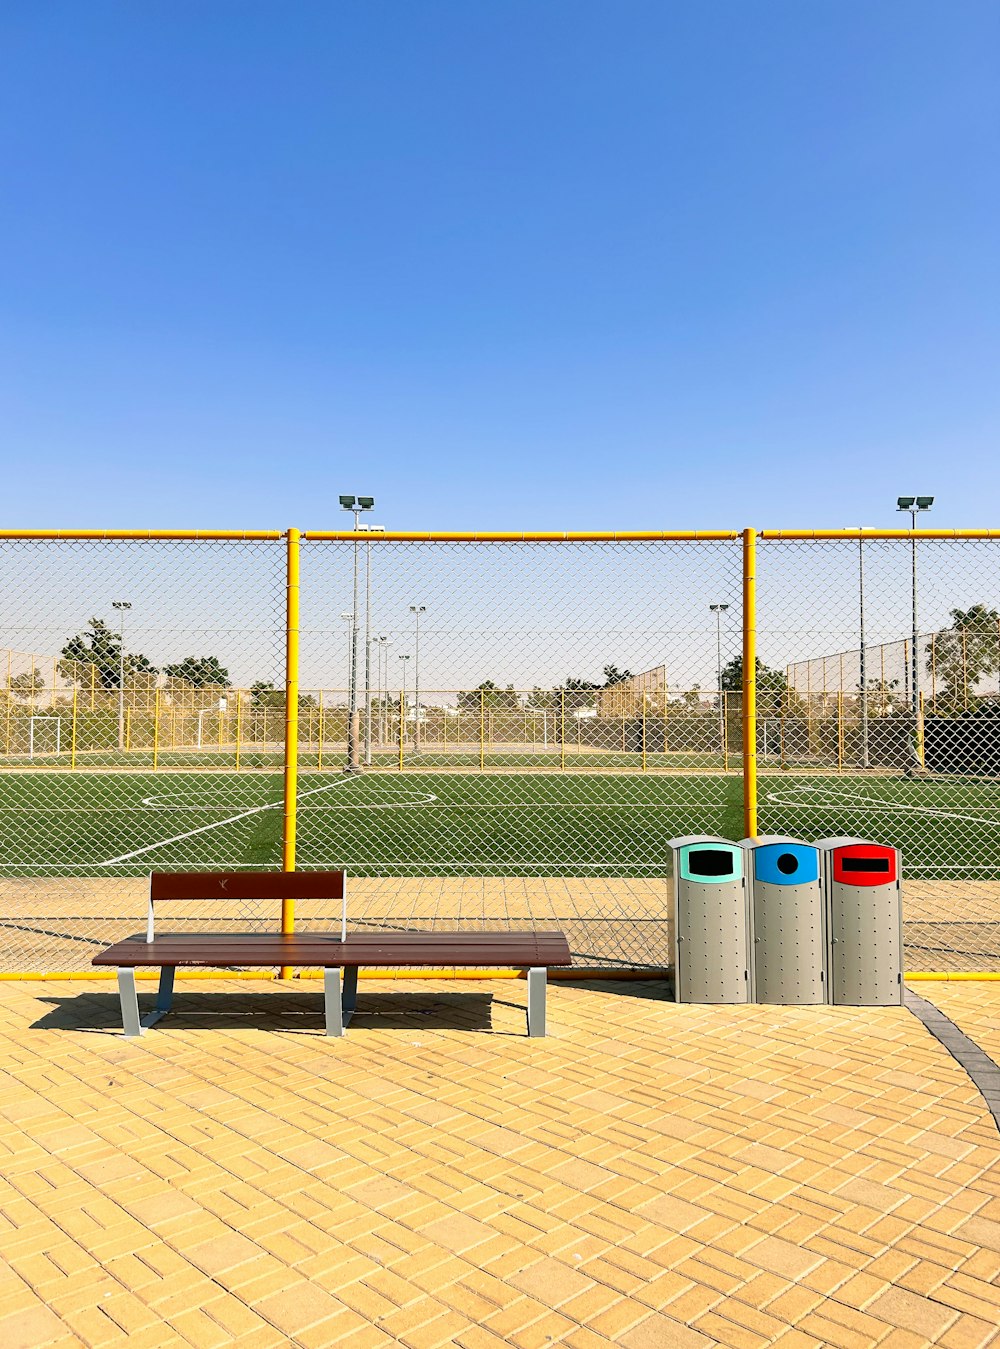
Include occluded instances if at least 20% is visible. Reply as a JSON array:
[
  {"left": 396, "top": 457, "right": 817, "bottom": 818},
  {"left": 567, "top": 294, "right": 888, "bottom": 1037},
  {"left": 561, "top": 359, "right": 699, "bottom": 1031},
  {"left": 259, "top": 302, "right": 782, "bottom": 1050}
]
[
  {"left": 378, "top": 635, "right": 389, "bottom": 745},
  {"left": 399, "top": 655, "right": 410, "bottom": 743},
  {"left": 112, "top": 601, "right": 131, "bottom": 753},
  {"left": 339, "top": 496, "right": 375, "bottom": 771},
  {"left": 897, "top": 496, "right": 933, "bottom": 770},
  {"left": 709, "top": 604, "right": 729, "bottom": 759},
  {"left": 409, "top": 605, "right": 426, "bottom": 751}
]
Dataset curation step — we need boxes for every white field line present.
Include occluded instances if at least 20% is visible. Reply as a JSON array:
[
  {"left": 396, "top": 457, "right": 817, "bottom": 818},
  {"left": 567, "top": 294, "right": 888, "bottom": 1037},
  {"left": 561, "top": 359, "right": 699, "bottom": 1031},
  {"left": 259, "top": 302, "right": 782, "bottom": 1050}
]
[
  {"left": 96, "top": 780, "right": 436, "bottom": 866},
  {"left": 764, "top": 783, "right": 1000, "bottom": 832}
]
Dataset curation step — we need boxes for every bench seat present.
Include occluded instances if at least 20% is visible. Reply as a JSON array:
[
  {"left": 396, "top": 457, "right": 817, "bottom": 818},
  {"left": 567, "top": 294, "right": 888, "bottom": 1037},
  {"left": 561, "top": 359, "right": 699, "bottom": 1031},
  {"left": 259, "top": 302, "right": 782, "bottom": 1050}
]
[{"left": 93, "top": 929, "right": 572, "bottom": 1038}]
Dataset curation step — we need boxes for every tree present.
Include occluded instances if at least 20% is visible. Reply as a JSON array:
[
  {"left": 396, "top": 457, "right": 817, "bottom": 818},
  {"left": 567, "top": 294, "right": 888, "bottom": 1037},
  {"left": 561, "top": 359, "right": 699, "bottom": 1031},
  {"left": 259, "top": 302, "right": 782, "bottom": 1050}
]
[
  {"left": 456, "top": 681, "right": 522, "bottom": 713},
  {"left": 602, "top": 665, "right": 633, "bottom": 686},
  {"left": 9, "top": 670, "right": 47, "bottom": 701},
  {"left": 59, "top": 617, "right": 156, "bottom": 690},
  {"left": 926, "top": 605, "right": 1000, "bottom": 713},
  {"left": 248, "top": 681, "right": 315, "bottom": 710},
  {"left": 719, "top": 656, "right": 793, "bottom": 717},
  {"left": 856, "top": 677, "right": 901, "bottom": 717},
  {"left": 162, "top": 655, "right": 230, "bottom": 688},
  {"left": 557, "top": 676, "right": 600, "bottom": 716}
]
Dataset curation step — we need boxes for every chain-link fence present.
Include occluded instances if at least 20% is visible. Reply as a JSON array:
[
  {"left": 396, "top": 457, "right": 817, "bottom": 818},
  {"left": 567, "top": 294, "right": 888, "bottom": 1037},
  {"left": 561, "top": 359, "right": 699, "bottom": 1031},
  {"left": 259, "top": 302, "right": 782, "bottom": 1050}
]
[
  {"left": 2, "top": 529, "right": 999, "bottom": 974},
  {"left": 295, "top": 537, "right": 743, "bottom": 969},
  {"left": 0, "top": 536, "right": 287, "bottom": 971},
  {"left": 757, "top": 536, "right": 1000, "bottom": 971}
]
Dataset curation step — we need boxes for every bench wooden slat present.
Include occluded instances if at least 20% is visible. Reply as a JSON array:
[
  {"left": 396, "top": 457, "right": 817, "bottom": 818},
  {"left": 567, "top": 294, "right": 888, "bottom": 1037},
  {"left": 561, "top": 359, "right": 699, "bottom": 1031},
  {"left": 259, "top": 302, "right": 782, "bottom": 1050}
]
[
  {"left": 93, "top": 930, "right": 573, "bottom": 969},
  {"left": 150, "top": 872, "right": 345, "bottom": 901}
]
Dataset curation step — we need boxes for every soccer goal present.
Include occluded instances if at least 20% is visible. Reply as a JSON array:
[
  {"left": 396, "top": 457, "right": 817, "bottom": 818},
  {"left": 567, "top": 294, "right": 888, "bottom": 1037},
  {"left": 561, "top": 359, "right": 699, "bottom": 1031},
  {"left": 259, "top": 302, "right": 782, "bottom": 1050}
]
[{"left": 28, "top": 716, "right": 63, "bottom": 758}]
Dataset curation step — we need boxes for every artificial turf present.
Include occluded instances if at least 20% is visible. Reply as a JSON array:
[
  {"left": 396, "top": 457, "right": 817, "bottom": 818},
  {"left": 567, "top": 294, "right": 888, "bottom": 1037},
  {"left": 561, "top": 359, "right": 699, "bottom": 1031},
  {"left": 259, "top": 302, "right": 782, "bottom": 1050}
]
[{"left": 0, "top": 766, "right": 997, "bottom": 878}]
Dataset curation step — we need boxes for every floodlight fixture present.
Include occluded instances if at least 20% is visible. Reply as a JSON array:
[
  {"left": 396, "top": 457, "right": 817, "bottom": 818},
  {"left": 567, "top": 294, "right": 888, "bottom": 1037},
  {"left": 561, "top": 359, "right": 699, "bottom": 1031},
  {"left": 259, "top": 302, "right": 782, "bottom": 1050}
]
[
  {"left": 112, "top": 600, "right": 132, "bottom": 610},
  {"left": 896, "top": 497, "right": 915, "bottom": 510},
  {"left": 358, "top": 497, "right": 375, "bottom": 510},
  {"left": 339, "top": 495, "right": 356, "bottom": 509},
  {"left": 916, "top": 496, "right": 934, "bottom": 510}
]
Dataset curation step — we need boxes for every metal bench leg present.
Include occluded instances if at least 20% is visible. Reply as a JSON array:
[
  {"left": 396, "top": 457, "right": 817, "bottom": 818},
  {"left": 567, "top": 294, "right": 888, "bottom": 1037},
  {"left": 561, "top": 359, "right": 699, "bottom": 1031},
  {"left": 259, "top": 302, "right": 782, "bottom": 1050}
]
[
  {"left": 324, "top": 968, "right": 345, "bottom": 1037},
  {"left": 117, "top": 969, "right": 142, "bottom": 1039},
  {"left": 342, "top": 966, "right": 359, "bottom": 1024},
  {"left": 527, "top": 967, "right": 546, "bottom": 1038},
  {"left": 141, "top": 966, "right": 175, "bottom": 1029}
]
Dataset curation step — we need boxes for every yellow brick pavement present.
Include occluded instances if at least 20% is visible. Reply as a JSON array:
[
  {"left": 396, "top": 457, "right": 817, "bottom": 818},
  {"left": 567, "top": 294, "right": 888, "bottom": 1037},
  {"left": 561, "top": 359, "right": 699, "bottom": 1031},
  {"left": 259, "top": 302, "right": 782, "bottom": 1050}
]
[{"left": 0, "top": 978, "right": 999, "bottom": 1347}]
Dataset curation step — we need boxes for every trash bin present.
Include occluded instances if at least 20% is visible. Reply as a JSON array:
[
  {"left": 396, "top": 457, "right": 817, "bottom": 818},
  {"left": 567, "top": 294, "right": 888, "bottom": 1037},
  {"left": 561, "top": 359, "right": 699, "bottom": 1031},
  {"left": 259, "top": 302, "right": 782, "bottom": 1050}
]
[
  {"left": 741, "top": 836, "right": 824, "bottom": 1004},
  {"left": 816, "top": 837, "right": 903, "bottom": 1006},
  {"left": 668, "top": 836, "right": 748, "bottom": 1003}
]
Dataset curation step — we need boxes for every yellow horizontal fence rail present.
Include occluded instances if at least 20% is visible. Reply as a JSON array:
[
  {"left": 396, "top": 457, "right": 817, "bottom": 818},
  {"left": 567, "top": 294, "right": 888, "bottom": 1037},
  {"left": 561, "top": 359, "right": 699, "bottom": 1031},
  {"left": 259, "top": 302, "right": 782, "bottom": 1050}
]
[
  {"left": 302, "top": 530, "right": 742, "bottom": 542},
  {"left": 0, "top": 529, "right": 284, "bottom": 540},
  {"left": 760, "top": 529, "right": 1000, "bottom": 540}
]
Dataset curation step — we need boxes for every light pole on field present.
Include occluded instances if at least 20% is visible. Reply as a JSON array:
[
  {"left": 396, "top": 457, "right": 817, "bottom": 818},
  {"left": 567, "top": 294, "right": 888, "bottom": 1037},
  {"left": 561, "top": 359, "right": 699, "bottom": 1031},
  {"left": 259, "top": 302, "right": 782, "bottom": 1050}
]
[
  {"left": 398, "top": 654, "right": 410, "bottom": 745},
  {"left": 709, "top": 604, "right": 729, "bottom": 760},
  {"left": 378, "top": 635, "right": 389, "bottom": 744},
  {"left": 340, "top": 611, "right": 354, "bottom": 762},
  {"left": 897, "top": 495, "right": 933, "bottom": 770},
  {"left": 409, "top": 604, "right": 426, "bottom": 750},
  {"left": 339, "top": 495, "right": 375, "bottom": 770},
  {"left": 112, "top": 600, "right": 132, "bottom": 753}
]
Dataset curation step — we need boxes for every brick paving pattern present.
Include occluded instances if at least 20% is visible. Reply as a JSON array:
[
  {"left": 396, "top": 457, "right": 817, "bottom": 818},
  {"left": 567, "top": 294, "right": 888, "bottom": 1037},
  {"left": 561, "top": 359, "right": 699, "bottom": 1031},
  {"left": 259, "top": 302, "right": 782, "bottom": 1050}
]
[{"left": 1, "top": 977, "right": 1000, "bottom": 1346}]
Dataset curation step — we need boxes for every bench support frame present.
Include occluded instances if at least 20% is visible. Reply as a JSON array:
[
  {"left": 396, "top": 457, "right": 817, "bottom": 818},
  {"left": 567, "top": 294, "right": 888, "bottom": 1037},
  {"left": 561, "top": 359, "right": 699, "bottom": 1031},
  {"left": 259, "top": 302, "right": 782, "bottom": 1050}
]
[
  {"left": 114, "top": 962, "right": 548, "bottom": 1039},
  {"left": 527, "top": 967, "right": 546, "bottom": 1037}
]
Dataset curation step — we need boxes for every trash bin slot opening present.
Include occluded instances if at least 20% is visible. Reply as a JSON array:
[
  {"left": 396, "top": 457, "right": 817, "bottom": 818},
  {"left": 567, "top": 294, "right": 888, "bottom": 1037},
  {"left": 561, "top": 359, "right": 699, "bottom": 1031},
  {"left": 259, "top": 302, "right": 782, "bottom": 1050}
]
[
  {"left": 776, "top": 853, "right": 799, "bottom": 875},
  {"left": 686, "top": 849, "right": 737, "bottom": 878},
  {"left": 841, "top": 857, "right": 889, "bottom": 874}
]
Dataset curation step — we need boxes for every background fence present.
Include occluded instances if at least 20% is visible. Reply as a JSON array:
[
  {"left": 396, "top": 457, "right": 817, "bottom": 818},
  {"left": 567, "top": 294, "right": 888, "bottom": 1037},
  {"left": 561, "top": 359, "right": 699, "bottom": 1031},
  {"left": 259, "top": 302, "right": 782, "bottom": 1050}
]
[{"left": 2, "top": 528, "right": 998, "bottom": 973}]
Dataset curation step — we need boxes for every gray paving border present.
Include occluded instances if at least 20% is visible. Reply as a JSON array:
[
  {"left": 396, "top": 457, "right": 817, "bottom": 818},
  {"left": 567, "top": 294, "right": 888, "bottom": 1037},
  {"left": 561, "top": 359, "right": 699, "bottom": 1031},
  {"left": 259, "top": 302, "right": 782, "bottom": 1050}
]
[{"left": 905, "top": 988, "right": 1000, "bottom": 1134}]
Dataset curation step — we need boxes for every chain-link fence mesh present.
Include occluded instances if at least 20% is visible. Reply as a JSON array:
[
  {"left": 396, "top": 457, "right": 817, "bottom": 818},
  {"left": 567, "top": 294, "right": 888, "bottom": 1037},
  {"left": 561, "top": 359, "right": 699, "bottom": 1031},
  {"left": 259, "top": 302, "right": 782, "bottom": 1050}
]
[
  {"left": 757, "top": 537, "right": 1000, "bottom": 971},
  {"left": 3, "top": 531, "right": 999, "bottom": 974},
  {"left": 0, "top": 538, "right": 287, "bottom": 971},
  {"left": 296, "top": 538, "right": 743, "bottom": 968}
]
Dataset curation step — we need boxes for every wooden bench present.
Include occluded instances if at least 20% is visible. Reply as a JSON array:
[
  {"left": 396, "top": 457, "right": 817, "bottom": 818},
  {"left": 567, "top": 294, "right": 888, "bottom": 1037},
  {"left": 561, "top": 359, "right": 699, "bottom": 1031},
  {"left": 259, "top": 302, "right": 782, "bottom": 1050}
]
[{"left": 91, "top": 872, "right": 572, "bottom": 1039}]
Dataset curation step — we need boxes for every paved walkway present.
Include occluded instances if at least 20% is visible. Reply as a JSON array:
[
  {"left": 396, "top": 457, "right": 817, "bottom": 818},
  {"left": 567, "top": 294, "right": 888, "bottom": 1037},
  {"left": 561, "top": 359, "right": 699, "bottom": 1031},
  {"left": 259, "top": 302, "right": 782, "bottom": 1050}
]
[{"left": 1, "top": 977, "right": 999, "bottom": 1347}]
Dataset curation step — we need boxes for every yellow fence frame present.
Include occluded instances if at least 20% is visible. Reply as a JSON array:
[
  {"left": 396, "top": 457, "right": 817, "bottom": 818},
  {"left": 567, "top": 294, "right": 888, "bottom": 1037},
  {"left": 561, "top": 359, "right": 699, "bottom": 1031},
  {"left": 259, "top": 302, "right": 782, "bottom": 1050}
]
[{"left": 3, "top": 525, "right": 1000, "bottom": 978}]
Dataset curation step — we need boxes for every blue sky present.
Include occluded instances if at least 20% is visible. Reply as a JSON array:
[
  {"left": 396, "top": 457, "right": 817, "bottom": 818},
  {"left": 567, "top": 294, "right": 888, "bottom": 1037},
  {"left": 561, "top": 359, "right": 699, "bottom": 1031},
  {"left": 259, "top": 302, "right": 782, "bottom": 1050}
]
[{"left": 2, "top": 2, "right": 998, "bottom": 531}]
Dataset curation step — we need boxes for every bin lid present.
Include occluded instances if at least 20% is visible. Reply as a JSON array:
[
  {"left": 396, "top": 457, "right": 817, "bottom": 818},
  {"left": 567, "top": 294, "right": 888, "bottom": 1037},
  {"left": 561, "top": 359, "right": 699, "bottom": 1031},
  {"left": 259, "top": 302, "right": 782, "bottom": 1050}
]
[
  {"left": 817, "top": 840, "right": 899, "bottom": 885},
  {"left": 744, "top": 839, "right": 819, "bottom": 885},
  {"left": 670, "top": 837, "right": 743, "bottom": 883}
]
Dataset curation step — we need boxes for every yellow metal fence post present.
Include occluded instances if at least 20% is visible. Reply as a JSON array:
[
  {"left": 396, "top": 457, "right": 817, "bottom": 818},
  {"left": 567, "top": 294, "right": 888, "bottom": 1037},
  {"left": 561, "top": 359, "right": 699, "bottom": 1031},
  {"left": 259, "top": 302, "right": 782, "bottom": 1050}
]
[
  {"left": 281, "top": 527, "right": 301, "bottom": 978},
  {"left": 742, "top": 528, "right": 758, "bottom": 838},
  {"left": 234, "top": 690, "right": 241, "bottom": 771},
  {"left": 479, "top": 690, "right": 485, "bottom": 771},
  {"left": 70, "top": 688, "right": 78, "bottom": 769},
  {"left": 399, "top": 690, "right": 405, "bottom": 770},
  {"left": 317, "top": 690, "right": 324, "bottom": 769}
]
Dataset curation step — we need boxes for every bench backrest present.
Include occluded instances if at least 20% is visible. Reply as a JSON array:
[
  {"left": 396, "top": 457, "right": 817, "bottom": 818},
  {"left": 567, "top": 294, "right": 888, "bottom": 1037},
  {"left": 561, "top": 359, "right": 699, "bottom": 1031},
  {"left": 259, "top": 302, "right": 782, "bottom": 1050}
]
[{"left": 147, "top": 871, "right": 347, "bottom": 943}]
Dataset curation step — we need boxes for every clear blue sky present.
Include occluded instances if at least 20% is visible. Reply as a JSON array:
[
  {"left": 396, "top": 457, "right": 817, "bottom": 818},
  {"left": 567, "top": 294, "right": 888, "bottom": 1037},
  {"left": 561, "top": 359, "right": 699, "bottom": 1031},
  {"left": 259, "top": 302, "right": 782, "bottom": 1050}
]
[{"left": 2, "top": 2, "right": 997, "bottom": 531}]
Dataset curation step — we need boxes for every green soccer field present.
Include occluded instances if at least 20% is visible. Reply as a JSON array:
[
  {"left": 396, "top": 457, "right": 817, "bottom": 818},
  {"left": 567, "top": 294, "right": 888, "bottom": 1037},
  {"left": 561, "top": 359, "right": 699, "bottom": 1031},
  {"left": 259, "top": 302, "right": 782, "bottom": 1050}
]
[{"left": 1, "top": 767, "right": 999, "bottom": 879}]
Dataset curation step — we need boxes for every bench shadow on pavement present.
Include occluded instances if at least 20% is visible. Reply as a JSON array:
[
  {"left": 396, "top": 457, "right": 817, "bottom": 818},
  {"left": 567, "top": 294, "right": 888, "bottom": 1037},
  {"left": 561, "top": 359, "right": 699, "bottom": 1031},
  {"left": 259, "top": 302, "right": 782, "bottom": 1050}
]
[{"left": 31, "top": 990, "right": 504, "bottom": 1035}]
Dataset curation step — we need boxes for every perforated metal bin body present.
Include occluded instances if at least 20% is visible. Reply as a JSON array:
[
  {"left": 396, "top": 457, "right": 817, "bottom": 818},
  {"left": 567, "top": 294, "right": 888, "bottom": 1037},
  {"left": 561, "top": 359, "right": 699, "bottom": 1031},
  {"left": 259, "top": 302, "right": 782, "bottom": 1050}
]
[
  {"left": 740, "top": 835, "right": 825, "bottom": 1005},
  {"left": 668, "top": 836, "right": 748, "bottom": 1004},
  {"left": 816, "top": 837, "right": 903, "bottom": 1006}
]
